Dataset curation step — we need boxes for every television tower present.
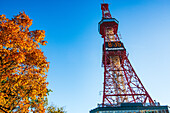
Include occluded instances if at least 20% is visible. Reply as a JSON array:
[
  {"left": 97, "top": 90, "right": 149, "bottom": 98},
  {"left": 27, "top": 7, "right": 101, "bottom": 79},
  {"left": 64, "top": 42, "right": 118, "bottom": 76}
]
[{"left": 98, "top": 3, "right": 155, "bottom": 106}]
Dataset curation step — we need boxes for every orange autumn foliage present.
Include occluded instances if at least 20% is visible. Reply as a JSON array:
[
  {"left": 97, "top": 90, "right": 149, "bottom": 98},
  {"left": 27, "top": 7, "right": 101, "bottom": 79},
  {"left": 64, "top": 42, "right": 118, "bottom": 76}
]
[{"left": 0, "top": 12, "right": 49, "bottom": 112}]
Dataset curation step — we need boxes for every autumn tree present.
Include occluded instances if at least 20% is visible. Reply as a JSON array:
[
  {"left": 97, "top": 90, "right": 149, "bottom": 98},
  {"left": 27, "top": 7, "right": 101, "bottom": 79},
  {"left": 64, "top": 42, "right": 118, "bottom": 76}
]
[
  {"left": 47, "top": 105, "right": 66, "bottom": 113},
  {"left": 0, "top": 12, "right": 49, "bottom": 112}
]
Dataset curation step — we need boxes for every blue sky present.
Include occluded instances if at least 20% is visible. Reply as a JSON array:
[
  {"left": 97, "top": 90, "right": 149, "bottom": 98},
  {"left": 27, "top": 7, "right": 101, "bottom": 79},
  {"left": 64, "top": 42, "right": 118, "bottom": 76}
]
[{"left": 1, "top": 0, "right": 170, "bottom": 113}]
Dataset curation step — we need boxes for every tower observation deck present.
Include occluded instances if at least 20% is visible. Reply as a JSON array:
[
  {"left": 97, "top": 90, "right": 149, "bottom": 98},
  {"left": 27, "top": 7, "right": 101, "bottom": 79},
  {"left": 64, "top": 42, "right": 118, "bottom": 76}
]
[{"left": 89, "top": 2, "right": 169, "bottom": 113}]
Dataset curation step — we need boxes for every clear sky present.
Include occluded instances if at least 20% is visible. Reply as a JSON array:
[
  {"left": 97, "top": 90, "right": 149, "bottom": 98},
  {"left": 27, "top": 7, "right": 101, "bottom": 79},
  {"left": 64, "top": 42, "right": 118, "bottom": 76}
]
[{"left": 1, "top": 0, "right": 170, "bottom": 113}]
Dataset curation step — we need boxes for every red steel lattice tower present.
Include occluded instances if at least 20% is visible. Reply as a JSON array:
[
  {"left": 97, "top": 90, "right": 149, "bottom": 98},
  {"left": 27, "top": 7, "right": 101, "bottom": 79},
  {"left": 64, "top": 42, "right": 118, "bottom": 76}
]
[{"left": 98, "top": 3, "right": 155, "bottom": 106}]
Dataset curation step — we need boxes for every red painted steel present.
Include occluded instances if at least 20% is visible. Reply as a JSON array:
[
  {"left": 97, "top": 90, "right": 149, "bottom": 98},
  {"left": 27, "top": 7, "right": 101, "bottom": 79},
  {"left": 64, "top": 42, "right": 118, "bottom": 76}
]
[
  {"left": 99, "top": 3, "right": 155, "bottom": 106},
  {"left": 101, "top": 3, "right": 112, "bottom": 18}
]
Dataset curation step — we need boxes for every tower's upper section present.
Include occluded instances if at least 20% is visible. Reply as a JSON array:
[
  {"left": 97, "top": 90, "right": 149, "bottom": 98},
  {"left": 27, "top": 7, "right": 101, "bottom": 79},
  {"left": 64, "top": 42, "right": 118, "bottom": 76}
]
[
  {"left": 98, "top": 3, "right": 119, "bottom": 37},
  {"left": 101, "top": 3, "right": 112, "bottom": 19}
]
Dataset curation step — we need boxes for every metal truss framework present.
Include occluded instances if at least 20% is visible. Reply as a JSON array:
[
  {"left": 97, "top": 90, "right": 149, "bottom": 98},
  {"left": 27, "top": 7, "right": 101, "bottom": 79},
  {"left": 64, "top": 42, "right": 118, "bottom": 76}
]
[{"left": 99, "top": 3, "right": 155, "bottom": 106}]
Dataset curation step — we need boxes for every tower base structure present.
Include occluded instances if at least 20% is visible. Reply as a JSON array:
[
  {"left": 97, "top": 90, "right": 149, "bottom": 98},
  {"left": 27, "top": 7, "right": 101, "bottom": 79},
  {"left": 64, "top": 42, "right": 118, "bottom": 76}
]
[{"left": 90, "top": 103, "right": 169, "bottom": 113}]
